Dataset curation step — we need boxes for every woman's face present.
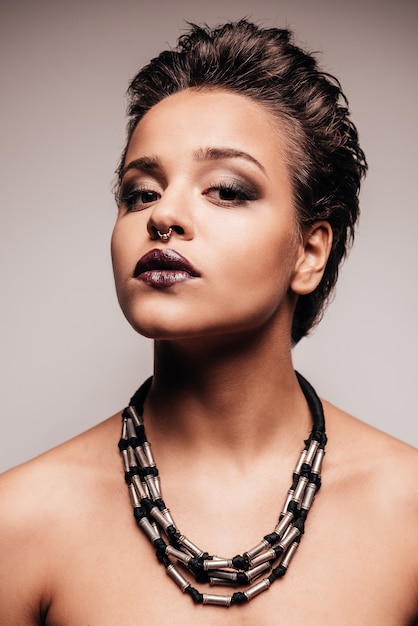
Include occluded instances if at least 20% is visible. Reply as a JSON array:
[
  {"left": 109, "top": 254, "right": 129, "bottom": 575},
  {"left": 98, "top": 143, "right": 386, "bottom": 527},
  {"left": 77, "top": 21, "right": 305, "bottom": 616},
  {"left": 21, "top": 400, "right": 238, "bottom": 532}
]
[{"left": 111, "top": 88, "right": 304, "bottom": 342}]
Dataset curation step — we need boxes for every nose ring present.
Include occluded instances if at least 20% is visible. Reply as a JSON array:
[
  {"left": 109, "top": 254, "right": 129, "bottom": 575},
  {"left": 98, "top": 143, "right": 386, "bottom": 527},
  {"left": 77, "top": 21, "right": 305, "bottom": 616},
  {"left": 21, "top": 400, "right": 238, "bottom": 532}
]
[{"left": 156, "top": 228, "right": 173, "bottom": 242}]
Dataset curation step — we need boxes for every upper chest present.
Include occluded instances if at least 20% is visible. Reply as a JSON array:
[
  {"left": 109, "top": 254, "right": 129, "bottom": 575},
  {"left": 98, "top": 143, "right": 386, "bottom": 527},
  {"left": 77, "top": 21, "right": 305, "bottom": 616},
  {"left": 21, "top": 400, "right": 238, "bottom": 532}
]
[{"left": 44, "top": 479, "right": 414, "bottom": 626}]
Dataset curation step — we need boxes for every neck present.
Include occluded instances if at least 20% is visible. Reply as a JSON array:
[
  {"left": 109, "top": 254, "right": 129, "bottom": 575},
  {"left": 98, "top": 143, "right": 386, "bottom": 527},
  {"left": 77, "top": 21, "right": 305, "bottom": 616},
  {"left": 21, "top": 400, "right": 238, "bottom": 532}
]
[{"left": 144, "top": 329, "right": 312, "bottom": 463}]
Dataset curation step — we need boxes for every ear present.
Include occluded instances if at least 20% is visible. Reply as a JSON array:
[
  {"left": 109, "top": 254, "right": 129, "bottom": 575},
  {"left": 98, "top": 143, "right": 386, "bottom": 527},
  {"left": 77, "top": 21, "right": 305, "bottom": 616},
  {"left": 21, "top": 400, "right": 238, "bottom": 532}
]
[{"left": 290, "top": 221, "right": 333, "bottom": 295}]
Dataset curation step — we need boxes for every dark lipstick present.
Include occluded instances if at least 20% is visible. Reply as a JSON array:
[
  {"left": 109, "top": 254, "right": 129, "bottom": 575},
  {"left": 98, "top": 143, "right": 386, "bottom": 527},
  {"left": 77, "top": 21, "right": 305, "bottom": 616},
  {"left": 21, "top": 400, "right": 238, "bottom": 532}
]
[{"left": 134, "top": 248, "right": 200, "bottom": 288}]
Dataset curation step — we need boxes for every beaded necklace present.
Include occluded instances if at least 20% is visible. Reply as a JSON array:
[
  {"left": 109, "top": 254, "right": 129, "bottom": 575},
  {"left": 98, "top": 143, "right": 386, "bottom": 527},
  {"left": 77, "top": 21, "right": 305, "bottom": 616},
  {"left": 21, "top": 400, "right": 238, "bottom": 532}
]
[{"left": 119, "top": 372, "right": 327, "bottom": 608}]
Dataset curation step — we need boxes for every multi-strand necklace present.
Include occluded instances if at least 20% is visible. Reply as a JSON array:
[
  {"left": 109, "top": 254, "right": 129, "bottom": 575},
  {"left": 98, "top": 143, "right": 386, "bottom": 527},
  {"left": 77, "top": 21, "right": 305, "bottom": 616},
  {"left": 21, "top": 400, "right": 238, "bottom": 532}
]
[{"left": 118, "top": 372, "right": 327, "bottom": 607}]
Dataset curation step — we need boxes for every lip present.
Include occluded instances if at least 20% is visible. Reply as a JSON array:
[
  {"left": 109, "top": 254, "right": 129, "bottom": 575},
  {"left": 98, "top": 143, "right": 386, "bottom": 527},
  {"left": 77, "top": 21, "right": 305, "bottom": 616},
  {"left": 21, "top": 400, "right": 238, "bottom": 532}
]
[{"left": 133, "top": 248, "right": 200, "bottom": 288}]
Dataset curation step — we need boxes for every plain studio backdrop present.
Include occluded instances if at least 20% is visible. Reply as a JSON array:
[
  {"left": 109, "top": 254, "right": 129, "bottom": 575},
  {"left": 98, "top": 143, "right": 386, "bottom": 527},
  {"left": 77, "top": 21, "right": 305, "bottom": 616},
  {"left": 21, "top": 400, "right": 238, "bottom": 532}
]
[{"left": 1, "top": 0, "right": 417, "bottom": 473}]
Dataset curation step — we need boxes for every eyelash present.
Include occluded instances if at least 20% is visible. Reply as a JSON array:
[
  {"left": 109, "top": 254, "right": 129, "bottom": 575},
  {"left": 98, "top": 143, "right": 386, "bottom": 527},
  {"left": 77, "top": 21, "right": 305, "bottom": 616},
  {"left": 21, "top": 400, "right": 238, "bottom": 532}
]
[
  {"left": 118, "top": 187, "right": 161, "bottom": 212},
  {"left": 118, "top": 180, "right": 258, "bottom": 212},
  {"left": 203, "top": 181, "right": 258, "bottom": 207}
]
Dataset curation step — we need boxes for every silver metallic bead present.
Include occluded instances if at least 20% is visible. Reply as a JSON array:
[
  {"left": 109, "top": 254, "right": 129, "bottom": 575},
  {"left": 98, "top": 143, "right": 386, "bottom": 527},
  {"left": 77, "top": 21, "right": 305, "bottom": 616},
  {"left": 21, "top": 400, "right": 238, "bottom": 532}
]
[
  {"left": 246, "top": 561, "right": 271, "bottom": 582},
  {"left": 274, "top": 511, "right": 293, "bottom": 538},
  {"left": 209, "top": 577, "right": 238, "bottom": 587},
  {"left": 145, "top": 475, "right": 161, "bottom": 500},
  {"left": 293, "top": 476, "right": 308, "bottom": 505},
  {"left": 150, "top": 506, "right": 172, "bottom": 531},
  {"left": 138, "top": 516, "right": 161, "bottom": 542},
  {"left": 129, "top": 483, "right": 141, "bottom": 508},
  {"left": 204, "top": 558, "right": 233, "bottom": 571},
  {"left": 278, "top": 526, "right": 300, "bottom": 551},
  {"left": 142, "top": 441, "right": 156, "bottom": 467},
  {"left": 166, "top": 564, "right": 189, "bottom": 591},
  {"left": 178, "top": 535, "right": 204, "bottom": 557},
  {"left": 281, "top": 541, "right": 299, "bottom": 569},
  {"left": 311, "top": 448, "right": 325, "bottom": 475},
  {"left": 301, "top": 482, "right": 317, "bottom": 511},
  {"left": 245, "top": 539, "right": 269, "bottom": 560},
  {"left": 166, "top": 545, "right": 191, "bottom": 566},
  {"left": 293, "top": 449, "right": 307, "bottom": 475},
  {"left": 132, "top": 474, "right": 149, "bottom": 500},
  {"left": 127, "top": 447, "right": 137, "bottom": 468},
  {"left": 162, "top": 508, "right": 175, "bottom": 526},
  {"left": 244, "top": 578, "right": 270, "bottom": 601},
  {"left": 125, "top": 405, "right": 143, "bottom": 427},
  {"left": 135, "top": 445, "right": 148, "bottom": 468},
  {"left": 249, "top": 547, "right": 276, "bottom": 568},
  {"left": 121, "top": 448, "right": 130, "bottom": 473},
  {"left": 305, "top": 439, "right": 320, "bottom": 467},
  {"left": 126, "top": 419, "right": 136, "bottom": 440},
  {"left": 202, "top": 593, "right": 232, "bottom": 606},
  {"left": 208, "top": 570, "right": 237, "bottom": 581}
]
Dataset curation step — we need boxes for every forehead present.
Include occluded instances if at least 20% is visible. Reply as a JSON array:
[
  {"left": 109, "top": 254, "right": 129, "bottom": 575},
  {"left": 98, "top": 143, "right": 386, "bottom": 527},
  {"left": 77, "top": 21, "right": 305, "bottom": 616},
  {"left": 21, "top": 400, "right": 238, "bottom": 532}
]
[{"left": 125, "top": 88, "right": 290, "bottom": 172}]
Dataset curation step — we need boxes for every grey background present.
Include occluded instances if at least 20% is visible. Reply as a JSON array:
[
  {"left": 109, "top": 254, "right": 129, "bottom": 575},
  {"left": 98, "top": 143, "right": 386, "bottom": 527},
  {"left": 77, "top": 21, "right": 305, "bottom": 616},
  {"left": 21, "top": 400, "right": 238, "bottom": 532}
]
[{"left": 1, "top": 0, "right": 417, "bottom": 473}]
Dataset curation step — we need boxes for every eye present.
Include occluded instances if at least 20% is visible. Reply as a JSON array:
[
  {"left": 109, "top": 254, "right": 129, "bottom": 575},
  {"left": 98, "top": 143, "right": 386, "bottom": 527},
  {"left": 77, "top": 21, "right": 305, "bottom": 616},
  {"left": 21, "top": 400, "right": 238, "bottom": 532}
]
[
  {"left": 203, "top": 181, "right": 257, "bottom": 207},
  {"left": 118, "top": 186, "right": 161, "bottom": 212}
]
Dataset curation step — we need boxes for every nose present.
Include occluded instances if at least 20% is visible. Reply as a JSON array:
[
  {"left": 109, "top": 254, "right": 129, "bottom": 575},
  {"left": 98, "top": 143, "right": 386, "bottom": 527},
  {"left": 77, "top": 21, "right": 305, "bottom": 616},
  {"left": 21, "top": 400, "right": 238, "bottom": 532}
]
[{"left": 147, "top": 185, "right": 194, "bottom": 242}]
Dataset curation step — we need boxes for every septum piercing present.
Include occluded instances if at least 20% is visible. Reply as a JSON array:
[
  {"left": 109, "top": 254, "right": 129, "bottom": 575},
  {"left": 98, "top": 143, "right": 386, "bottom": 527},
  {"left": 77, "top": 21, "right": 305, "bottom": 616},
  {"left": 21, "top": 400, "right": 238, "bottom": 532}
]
[{"left": 156, "top": 228, "right": 173, "bottom": 242}]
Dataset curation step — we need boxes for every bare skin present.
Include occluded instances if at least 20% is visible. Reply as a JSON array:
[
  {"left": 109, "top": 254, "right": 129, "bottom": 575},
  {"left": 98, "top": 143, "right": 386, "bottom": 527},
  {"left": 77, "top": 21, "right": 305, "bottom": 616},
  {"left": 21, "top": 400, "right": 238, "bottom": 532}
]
[
  {"left": 0, "top": 368, "right": 417, "bottom": 625},
  {"left": 1, "top": 89, "right": 417, "bottom": 624}
]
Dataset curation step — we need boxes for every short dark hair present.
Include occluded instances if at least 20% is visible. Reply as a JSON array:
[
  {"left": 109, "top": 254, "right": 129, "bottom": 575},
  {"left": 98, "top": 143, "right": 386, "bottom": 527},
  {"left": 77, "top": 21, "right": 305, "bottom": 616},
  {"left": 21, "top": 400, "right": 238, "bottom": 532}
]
[{"left": 116, "top": 19, "right": 367, "bottom": 344}]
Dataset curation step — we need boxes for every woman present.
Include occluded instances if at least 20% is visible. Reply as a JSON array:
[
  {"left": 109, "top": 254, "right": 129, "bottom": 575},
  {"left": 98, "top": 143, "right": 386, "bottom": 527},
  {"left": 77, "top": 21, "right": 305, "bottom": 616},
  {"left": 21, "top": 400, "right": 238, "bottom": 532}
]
[{"left": 0, "top": 19, "right": 417, "bottom": 625}]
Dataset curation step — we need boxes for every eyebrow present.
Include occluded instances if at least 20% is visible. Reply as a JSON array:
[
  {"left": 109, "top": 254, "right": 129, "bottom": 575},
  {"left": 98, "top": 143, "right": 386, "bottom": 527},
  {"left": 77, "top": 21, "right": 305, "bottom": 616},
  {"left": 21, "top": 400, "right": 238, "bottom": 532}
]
[
  {"left": 193, "top": 147, "right": 266, "bottom": 173},
  {"left": 121, "top": 146, "right": 266, "bottom": 179},
  {"left": 121, "top": 156, "right": 162, "bottom": 178}
]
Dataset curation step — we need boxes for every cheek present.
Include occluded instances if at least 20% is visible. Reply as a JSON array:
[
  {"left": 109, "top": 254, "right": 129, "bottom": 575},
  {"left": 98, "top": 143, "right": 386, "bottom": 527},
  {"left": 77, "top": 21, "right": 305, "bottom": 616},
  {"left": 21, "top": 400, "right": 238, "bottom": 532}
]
[
  {"left": 111, "top": 220, "right": 136, "bottom": 271},
  {"left": 227, "top": 223, "right": 298, "bottom": 285},
  {"left": 110, "top": 222, "right": 133, "bottom": 294},
  {"left": 209, "top": 230, "right": 299, "bottom": 320},
  {"left": 110, "top": 226, "right": 122, "bottom": 276}
]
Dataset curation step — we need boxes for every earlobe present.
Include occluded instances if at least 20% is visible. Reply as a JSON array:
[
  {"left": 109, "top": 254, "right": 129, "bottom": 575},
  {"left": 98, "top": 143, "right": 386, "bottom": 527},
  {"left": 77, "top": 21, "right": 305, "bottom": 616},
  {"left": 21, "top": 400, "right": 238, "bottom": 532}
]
[{"left": 290, "top": 222, "right": 333, "bottom": 295}]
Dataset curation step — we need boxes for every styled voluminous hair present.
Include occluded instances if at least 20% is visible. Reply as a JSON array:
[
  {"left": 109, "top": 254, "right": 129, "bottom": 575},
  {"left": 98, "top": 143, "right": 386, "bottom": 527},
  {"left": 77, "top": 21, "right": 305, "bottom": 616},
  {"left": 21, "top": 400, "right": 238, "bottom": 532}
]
[{"left": 116, "top": 19, "right": 367, "bottom": 344}]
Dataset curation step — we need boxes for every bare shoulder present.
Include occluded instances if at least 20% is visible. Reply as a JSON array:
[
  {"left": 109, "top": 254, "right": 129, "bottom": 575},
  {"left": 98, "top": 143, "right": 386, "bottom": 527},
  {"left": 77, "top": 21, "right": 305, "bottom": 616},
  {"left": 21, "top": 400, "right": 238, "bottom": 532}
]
[
  {"left": 324, "top": 400, "right": 418, "bottom": 482},
  {"left": 0, "top": 412, "right": 122, "bottom": 625},
  {"left": 324, "top": 401, "right": 418, "bottom": 599},
  {"left": 324, "top": 401, "right": 417, "bottom": 509}
]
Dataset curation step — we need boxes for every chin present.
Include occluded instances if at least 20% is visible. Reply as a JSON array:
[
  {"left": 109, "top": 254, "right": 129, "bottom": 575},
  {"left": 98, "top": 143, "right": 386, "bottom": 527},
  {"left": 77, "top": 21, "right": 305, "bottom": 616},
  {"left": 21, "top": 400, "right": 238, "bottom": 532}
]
[
  {"left": 123, "top": 313, "right": 195, "bottom": 340},
  {"left": 119, "top": 295, "right": 291, "bottom": 343},
  {"left": 119, "top": 299, "right": 203, "bottom": 340}
]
